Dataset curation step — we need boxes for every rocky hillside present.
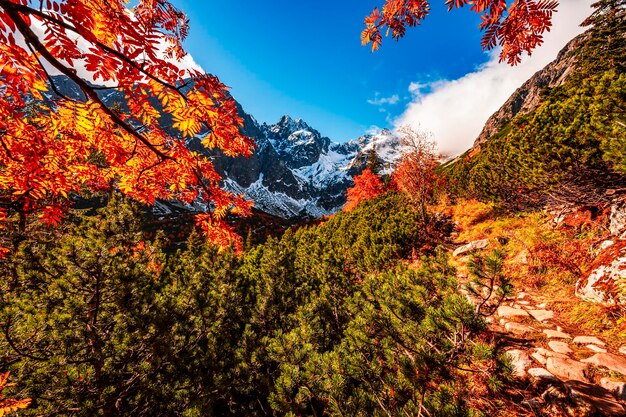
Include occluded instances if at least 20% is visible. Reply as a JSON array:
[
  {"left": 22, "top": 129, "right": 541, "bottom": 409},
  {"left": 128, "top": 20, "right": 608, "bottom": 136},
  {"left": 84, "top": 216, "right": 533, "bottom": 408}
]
[{"left": 472, "top": 34, "right": 585, "bottom": 148}]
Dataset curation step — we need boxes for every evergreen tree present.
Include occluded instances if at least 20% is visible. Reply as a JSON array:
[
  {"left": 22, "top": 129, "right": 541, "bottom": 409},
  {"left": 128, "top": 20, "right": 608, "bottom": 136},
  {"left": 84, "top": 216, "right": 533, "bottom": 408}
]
[{"left": 367, "top": 146, "right": 384, "bottom": 175}]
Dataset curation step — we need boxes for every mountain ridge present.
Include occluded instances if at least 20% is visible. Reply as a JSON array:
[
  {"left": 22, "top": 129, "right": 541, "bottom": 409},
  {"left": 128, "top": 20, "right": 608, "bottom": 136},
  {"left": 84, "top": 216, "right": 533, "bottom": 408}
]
[
  {"left": 44, "top": 75, "right": 405, "bottom": 218},
  {"left": 472, "top": 33, "right": 585, "bottom": 148}
]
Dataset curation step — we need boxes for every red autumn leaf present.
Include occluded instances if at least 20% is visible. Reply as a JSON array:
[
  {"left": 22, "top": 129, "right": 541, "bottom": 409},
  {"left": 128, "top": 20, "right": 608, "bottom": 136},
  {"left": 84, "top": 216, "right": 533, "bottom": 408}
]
[{"left": 344, "top": 168, "right": 385, "bottom": 211}]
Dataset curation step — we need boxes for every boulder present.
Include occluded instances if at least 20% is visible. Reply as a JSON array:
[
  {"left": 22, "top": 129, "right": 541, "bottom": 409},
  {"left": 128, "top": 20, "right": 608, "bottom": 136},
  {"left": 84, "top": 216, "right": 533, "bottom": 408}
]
[
  {"left": 506, "top": 349, "right": 532, "bottom": 377},
  {"left": 453, "top": 239, "right": 489, "bottom": 257},
  {"left": 609, "top": 200, "right": 626, "bottom": 238},
  {"left": 528, "top": 367, "right": 560, "bottom": 384},
  {"left": 586, "top": 344, "right": 607, "bottom": 353},
  {"left": 599, "top": 240, "right": 615, "bottom": 251},
  {"left": 537, "top": 377, "right": 626, "bottom": 416},
  {"left": 600, "top": 378, "right": 626, "bottom": 402},
  {"left": 536, "top": 348, "right": 570, "bottom": 360},
  {"left": 546, "top": 357, "right": 590, "bottom": 382},
  {"left": 532, "top": 348, "right": 571, "bottom": 367},
  {"left": 564, "top": 380, "right": 626, "bottom": 417},
  {"left": 532, "top": 351, "right": 548, "bottom": 366},
  {"left": 576, "top": 240, "right": 626, "bottom": 306},
  {"left": 581, "top": 353, "right": 626, "bottom": 376},
  {"left": 505, "top": 322, "right": 535, "bottom": 335}
]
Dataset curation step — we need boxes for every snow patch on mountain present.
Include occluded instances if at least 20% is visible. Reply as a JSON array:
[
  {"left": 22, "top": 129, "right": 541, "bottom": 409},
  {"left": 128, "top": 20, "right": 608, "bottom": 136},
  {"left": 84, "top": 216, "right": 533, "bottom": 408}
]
[
  {"left": 292, "top": 148, "right": 355, "bottom": 189},
  {"left": 221, "top": 116, "right": 407, "bottom": 218},
  {"left": 225, "top": 175, "right": 332, "bottom": 219}
]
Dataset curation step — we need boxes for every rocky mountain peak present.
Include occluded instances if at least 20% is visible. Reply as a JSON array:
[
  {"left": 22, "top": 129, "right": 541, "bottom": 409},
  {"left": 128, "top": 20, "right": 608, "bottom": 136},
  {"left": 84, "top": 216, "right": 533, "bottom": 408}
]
[
  {"left": 260, "top": 116, "right": 331, "bottom": 169},
  {"left": 266, "top": 115, "right": 314, "bottom": 140}
]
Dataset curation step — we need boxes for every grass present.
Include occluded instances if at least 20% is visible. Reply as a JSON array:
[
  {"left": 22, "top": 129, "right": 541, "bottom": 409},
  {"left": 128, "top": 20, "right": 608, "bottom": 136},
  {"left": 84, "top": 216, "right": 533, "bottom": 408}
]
[{"left": 441, "top": 198, "right": 626, "bottom": 345}]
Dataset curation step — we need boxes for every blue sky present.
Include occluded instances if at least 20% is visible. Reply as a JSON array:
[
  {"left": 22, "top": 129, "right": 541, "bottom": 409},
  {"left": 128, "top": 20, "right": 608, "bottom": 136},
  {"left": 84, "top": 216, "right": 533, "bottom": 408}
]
[{"left": 175, "top": 0, "right": 487, "bottom": 142}]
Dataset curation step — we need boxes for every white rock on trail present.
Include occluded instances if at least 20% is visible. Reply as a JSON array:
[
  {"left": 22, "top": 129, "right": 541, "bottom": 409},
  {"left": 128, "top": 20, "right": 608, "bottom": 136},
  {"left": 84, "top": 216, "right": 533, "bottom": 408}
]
[
  {"left": 581, "top": 353, "right": 626, "bottom": 376},
  {"left": 548, "top": 341, "right": 573, "bottom": 355},
  {"left": 505, "top": 322, "right": 535, "bottom": 335},
  {"left": 600, "top": 378, "right": 626, "bottom": 402},
  {"left": 528, "top": 309, "right": 554, "bottom": 322},
  {"left": 543, "top": 329, "right": 571, "bottom": 339},
  {"left": 528, "top": 367, "right": 559, "bottom": 383},
  {"left": 497, "top": 306, "right": 530, "bottom": 318},
  {"left": 506, "top": 350, "right": 532, "bottom": 377},
  {"left": 453, "top": 239, "right": 489, "bottom": 257},
  {"left": 572, "top": 336, "right": 606, "bottom": 346},
  {"left": 546, "top": 357, "right": 590, "bottom": 382},
  {"left": 586, "top": 344, "right": 607, "bottom": 353}
]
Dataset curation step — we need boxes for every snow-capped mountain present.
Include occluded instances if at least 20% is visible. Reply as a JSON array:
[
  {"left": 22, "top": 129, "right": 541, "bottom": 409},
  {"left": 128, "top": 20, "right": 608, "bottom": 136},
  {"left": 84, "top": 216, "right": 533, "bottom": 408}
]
[
  {"left": 45, "top": 75, "right": 405, "bottom": 219},
  {"left": 207, "top": 112, "right": 404, "bottom": 218}
]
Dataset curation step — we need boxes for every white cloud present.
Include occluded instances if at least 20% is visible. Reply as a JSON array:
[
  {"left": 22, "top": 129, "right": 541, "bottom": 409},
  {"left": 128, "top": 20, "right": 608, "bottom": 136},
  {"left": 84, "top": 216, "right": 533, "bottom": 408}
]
[
  {"left": 367, "top": 93, "right": 400, "bottom": 106},
  {"left": 394, "top": 0, "right": 594, "bottom": 157}
]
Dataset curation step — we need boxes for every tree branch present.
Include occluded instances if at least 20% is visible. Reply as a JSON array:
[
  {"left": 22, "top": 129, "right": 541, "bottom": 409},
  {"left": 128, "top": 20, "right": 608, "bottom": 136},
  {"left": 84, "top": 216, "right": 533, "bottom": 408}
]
[
  {"left": 2, "top": 1, "right": 172, "bottom": 161},
  {"left": 4, "top": 1, "right": 189, "bottom": 100}
]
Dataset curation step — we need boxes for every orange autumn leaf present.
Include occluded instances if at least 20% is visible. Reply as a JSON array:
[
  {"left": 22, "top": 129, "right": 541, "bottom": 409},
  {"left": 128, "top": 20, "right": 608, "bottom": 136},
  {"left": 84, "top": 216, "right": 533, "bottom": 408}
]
[
  {"left": 0, "top": 0, "right": 255, "bottom": 252},
  {"left": 0, "top": 372, "right": 31, "bottom": 416},
  {"left": 344, "top": 168, "right": 385, "bottom": 211},
  {"left": 362, "top": 0, "right": 559, "bottom": 65}
]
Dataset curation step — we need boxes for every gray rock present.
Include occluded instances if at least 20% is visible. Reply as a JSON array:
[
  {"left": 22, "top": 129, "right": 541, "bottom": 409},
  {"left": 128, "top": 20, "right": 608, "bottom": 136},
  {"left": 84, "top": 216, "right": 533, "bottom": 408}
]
[
  {"left": 576, "top": 240, "right": 626, "bottom": 306},
  {"left": 497, "top": 306, "right": 530, "bottom": 318},
  {"left": 572, "top": 336, "right": 606, "bottom": 347},
  {"left": 453, "top": 239, "right": 489, "bottom": 257},
  {"left": 609, "top": 201, "right": 626, "bottom": 237},
  {"left": 528, "top": 367, "right": 560, "bottom": 383},
  {"left": 536, "top": 348, "right": 570, "bottom": 360},
  {"left": 505, "top": 322, "right": 535, "bottom": 335},
  {"left": 581, "top": 353, "right": 626, "bottom": 376},
  {"left": 600, "top": 377, "right": 626, "bottom": 402},
  {"left": 543, "top": 329, "right": 572, "bottom": 339},
  {"left": 473, "top": 34, "right": 582, "bottom": 147},
  {"left": 506, "top": 349, "right": 532, "bottom": 378},
  {"left": 599, "top": 240, "right": 616, "bottom": 251},
  {"left": 546, "top": 357, "right": 590, "bottom": 382},
  {"left": 548, "top": 341, "right": 573, "bottom": 355},
  {"left": 565, "top": 380, "right": 626, "bottom": 417},
  {"left": 528, "top": 309, "right": 554, "bottom": 322},
  {"left": 532, "top": 351, "right": 547, "bottom": 366},
  {"left": 585, "top": 344, "right": 607, "bottom": 353}
]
